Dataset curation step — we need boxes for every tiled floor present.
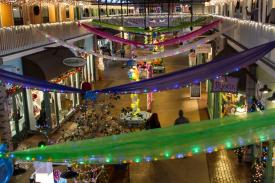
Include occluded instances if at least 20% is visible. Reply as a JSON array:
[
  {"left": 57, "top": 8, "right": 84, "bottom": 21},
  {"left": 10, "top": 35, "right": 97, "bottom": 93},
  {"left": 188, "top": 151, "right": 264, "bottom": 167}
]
[{"left": 11, "top": 45, "right": 251, "bottom": 183}]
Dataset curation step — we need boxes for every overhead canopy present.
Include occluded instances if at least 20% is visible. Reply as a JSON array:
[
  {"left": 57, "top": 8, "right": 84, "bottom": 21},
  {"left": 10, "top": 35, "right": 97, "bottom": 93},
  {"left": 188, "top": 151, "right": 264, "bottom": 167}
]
[{"left": 22, "top": 47, "right": 76, "bottom": 81}]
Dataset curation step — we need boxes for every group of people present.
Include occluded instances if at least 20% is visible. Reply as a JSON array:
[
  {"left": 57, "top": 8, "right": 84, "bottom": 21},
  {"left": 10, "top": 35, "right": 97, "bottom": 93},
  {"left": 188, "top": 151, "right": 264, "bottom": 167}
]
[{"left": 145, "top": 110, "right": 189, "bottom": 129}]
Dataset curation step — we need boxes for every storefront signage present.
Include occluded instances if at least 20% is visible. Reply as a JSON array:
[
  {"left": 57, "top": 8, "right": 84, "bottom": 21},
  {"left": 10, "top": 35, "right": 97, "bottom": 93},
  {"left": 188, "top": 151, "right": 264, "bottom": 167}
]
[
  {"left": 211, "top": 76, "right": 239, "bottom": 93},
  {"left": 188, "top": 52, "right": 196, "bottom": 66},
  {"left": 196, "top": 44, "right": 212, "bottom": 54},
  {"left": 63, "top": 57, "right": 86, "bottom": 67},
  {"left": 190, "top": 82, "right": 201, "bottom": 99}
]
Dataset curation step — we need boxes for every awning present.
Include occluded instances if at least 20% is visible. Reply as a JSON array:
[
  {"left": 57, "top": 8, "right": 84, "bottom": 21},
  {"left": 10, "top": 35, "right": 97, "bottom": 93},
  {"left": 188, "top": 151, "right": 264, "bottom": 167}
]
[{"left": 22, "top": 47, "right": 75, "bottom": 81}]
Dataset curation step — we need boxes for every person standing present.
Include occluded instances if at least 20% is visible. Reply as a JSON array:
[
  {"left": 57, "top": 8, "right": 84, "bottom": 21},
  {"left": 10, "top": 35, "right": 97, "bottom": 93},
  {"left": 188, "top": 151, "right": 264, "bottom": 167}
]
[
  {"left": 145, "top": 113, "right": 161, "bottom": 129},
  {"left": 120, "top": 46, "right": 125, "bottom": 58},
  {"left": 174, "top": 110, "right": 189, "bottom": 125}
]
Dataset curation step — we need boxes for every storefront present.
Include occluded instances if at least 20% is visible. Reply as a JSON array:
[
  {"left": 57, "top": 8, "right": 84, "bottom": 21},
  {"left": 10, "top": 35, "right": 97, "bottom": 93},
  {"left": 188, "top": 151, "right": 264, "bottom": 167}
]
[
  {"left": 21, "top": 46, "right": 93, "bottom": 131},
  {"left": 207, "top": 44, "right": 248, "bottom": 119},
  {"left": 3, "top": 58, "right": 30, "bottom": 143}
]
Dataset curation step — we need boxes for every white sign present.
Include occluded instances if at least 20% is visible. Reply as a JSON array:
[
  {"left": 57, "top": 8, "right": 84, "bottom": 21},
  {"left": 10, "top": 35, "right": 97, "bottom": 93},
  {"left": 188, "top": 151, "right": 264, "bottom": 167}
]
[
  {"left": 188, "top": 52, "right": 196, "bottom": 66},
  {"left": 63, "top": 57, "right": 86, "bottom": 67},
  {"left": 196, "top": 44, "right": 212, "bottom": 54},
  {"left": 190, "top": 82, "right": 201, "bottom": 99}
]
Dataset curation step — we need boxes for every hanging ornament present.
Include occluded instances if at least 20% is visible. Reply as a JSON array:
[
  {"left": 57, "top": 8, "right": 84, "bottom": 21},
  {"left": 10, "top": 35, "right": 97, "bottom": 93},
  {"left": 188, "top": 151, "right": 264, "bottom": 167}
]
[{"left": 81, "top": 82, "right": 92, "bottom": 91}]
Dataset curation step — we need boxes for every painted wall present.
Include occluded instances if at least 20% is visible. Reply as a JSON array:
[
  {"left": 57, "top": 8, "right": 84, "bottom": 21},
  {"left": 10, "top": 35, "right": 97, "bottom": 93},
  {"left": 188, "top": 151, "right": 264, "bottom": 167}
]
[
  {"left": 0, "top": 3, "right": 14, "bottom": 27},
  {"left": 69, "top": 5, "right": 74, "bottom": 21},
  {"left": 256, "top": 66, "right": 275, "bottom": 109},
  {"left": 48, "top": 4, "right": 56, "bottom": 23},
  {"left": 60, "top": 6, "right": 66, "bottom": 22},
  {"left": 29, "top": 5, "right": 42, "bottom": 24}
]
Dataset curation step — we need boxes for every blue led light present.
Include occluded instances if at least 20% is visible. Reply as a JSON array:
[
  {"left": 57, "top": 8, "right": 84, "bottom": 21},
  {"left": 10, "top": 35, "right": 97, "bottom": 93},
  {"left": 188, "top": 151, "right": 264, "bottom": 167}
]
[
  {"left": 207, "top": 147, "right": 214, "bottom": 153},
  {"left": 176, "top": 154, "right": 184, "bottom": 158}
]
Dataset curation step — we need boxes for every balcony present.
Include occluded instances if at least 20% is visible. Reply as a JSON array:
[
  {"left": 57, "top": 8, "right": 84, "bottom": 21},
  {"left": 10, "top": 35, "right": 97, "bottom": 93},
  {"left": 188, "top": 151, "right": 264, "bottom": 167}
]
[
  {"left": 0, "top": 20, "right": 93, "bottom": 57},
  {"left": 214, "top": 15, "right": 275, "bottom": 63},
  {"left": 0, "top": 14, "right": 200, "bottom": 57}
]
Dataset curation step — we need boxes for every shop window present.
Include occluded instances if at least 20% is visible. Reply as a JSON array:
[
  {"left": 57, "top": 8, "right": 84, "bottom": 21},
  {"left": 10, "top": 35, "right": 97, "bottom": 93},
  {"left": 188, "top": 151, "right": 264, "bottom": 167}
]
[
  {"left": 66, "top": 6, "right": 70, "bottom": 19},
  {"left": 12, "top": 6, "right": 23, "bottom": 25},
  {"left": 42, "top": 6, "right": 49, "bottom": 23},
  {"left": 8, "top": 92, "right": 26, "bottom": 137},
  {"left": 221, "top": 93, "right": 247, "bottom": 116},
  {"left": 83, "top": 8, "right": 90, "bottom": 17},
  {"left": 31, "top": 90, "right": 44, "bottom": 119},
  {"left": 49, "top": 92, "right": 58, "bottom": 128},
  {"left": 57, "top": 76, "right": 74, "bottom": 123}
]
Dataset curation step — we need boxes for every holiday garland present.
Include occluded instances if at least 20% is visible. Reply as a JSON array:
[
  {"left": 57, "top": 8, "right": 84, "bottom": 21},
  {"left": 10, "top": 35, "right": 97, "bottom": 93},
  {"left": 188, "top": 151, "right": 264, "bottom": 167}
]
[
  {"left": 90, "top": 17, "right": 208, "bottom": 34},
  {"left": 9, "top": 109, "right": 275, "bottom": 164}
]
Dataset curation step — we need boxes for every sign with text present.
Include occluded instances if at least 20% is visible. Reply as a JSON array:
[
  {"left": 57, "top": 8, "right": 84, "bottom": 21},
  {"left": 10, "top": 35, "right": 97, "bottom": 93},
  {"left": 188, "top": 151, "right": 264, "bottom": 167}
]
[
  {"left": 211, "top": 76, "right": 239, "bottom": 93},
  {"left": 190, "top": 82, "right": 201, "bottom": 99},
  {"left": 195, "top": 44, "right": 212, "bottom": 54},
  {"left": 188, "top": 52, "right": 196, "bottom": 66}
]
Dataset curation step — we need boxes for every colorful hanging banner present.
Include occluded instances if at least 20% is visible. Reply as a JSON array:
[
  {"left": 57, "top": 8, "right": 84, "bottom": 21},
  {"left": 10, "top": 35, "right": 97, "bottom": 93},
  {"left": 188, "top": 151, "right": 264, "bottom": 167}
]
[
  {"left": 86, "top": 40, "right": 275, "bottom": 96},
  {"left": 11, "top": 109, "right": 275, "bottom": 164},
  {"left": 0, "top": 69, "right": 84, "bottom": 94},
  {"left": 80, "top": 20, "right": 221, "bottom": 48},
  {"left": 41, "top": 22, "right": 227, "bottom": 62},
  {"left": 90, "top": 17, "right": 208, "bottom": 34}
]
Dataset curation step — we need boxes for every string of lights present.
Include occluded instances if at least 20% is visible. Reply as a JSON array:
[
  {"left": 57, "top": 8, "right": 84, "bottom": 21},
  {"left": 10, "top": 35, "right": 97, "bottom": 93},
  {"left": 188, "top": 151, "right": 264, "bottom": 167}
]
[{"left": 6, "top": 108, "right": 275, "bottom": 165}]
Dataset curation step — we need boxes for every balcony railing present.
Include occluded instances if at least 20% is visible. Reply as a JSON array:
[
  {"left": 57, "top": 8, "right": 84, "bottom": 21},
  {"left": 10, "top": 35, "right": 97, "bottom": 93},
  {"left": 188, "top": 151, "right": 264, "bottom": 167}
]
[
  {"left": 214, "top": 15, "right": 275, "bottom": 62},
  {"left": 0, "top": 21, "right": 91, "bottom": 56},
  {"left": 0, "top": 14, "right": 201, "bottom": 57}
]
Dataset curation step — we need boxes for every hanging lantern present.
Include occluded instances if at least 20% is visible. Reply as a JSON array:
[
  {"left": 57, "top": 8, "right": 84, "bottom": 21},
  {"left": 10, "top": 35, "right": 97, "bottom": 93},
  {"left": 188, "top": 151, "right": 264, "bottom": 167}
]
[{"left": 81, "top": 82, "right": 92, "bottom": 91}]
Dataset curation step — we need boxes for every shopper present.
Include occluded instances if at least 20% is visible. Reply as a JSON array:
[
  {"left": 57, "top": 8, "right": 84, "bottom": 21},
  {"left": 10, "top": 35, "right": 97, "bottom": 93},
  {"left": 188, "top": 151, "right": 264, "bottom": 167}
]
[
  {"left": 174, "top": 110, "right": 189, "bottom": 125},
  {"left": 246, "top": 3, "right": 258, "bottom": 21},
  {"left": 145, "top": 113, "right": 161, "bottom": 129},
  {"left": 120, "top": 46, "right": 125, "bottom": 58},
  {"left": 235, "top": 1, "right": 242, "bottom": 18}
]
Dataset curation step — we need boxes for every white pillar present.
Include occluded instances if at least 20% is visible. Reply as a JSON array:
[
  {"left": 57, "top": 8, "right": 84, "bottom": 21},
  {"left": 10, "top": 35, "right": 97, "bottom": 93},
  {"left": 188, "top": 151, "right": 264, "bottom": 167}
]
[
  {"left": 229, "top": 2, "right": 234, "bottom": 17},
  {"left": 258, "top": 0, "right": 262, "bottom": 22},
  {"left": 243, "top": 0, "right": 248, "bottom": 19},
  {"left": 262, "top": 0, "right": 267, "bottom": 22},
  {"left": 0, "top": 85, "right": 13, "bottom": 151}
]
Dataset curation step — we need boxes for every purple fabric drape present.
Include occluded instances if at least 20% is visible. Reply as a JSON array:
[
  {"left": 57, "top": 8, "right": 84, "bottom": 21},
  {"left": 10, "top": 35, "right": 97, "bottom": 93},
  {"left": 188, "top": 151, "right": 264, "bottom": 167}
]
[
  {"left": 80, "top": 20, "right": 221, "bottom": 48},
  {"left": 0, "top": 41, "right": 274, "bottom": 96},
  {"left": 86, "top": 40, "right": 275, "bottom": 97},
  {"left": 0, "top": 69, "right": 84, "bottom": 93},
  {"left": 154, "top": 20, "right": 221, "bottom": 46}
]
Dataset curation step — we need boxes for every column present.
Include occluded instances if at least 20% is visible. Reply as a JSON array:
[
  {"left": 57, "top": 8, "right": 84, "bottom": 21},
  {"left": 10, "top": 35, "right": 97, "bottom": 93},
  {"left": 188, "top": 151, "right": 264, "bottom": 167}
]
[
  {"left": 264, "top": 140, "right": 273, "bottom": 183},
  {"left": 0, "top": 85, "right": 13, "bottom": 150},
  {"left": 44, "top": 92, "right": 52, "bottom": 129},
  {"left": 243, "top": 0, "right": 247, "bottom": 19},
  {"left": 258, "top": 0, "right": 262, "bottom": 22},
  {"left": 262, "top": 0, "right": 267, "bottom": 23}
]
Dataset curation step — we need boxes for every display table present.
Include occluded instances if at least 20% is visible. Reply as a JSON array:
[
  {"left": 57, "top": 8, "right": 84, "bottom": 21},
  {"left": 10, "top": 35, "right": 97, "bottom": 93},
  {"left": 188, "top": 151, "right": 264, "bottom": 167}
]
[{"left": 120, "top": 111, "right": 151, "bottom": 127}]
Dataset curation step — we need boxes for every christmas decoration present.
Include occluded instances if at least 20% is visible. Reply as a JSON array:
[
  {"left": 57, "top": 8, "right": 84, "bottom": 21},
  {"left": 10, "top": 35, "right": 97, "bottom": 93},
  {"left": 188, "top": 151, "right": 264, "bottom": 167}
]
[
  {"left": 251, "top": 160, "right": 264, "bottom": 183},
  {"left": 11, "top": 108, "right": 275, "bottom": 164}
]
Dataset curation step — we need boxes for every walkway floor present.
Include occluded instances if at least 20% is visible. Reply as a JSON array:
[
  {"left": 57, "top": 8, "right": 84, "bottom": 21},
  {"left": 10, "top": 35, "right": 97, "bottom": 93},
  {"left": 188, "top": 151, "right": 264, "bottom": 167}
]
[{"left": 11, "top": 45, "right": 251, "bottom": 182}]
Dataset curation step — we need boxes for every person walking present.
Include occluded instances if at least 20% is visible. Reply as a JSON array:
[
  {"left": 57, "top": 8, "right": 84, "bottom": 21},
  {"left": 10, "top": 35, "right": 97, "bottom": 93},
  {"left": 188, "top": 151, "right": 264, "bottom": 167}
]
[
  {"left": 174, "top": 110, "right": 189, "bottom": 125},
  {"left": 145, "top": 113, "right": 161, "bottom": 129}
]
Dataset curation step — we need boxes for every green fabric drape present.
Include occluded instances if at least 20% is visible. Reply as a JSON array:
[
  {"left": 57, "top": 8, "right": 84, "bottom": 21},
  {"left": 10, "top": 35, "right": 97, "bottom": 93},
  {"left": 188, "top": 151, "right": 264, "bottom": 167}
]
[
  {"left": 90, "top": 17, "right": 208, "bottom": 34},
  {"left": 13, "top": 109, "right": 275, "bottom": 164}
]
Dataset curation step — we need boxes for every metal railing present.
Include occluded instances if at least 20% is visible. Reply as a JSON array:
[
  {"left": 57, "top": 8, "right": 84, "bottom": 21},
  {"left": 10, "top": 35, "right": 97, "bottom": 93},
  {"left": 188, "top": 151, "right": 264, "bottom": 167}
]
[
  {"left": 0, "top": 14, "right": 203, "bottom": 57},
  {"left": 213, "top": 15, "right": 275, "bottom": 62},
  {"left": 0, "top": 21, "right": 91, "bottom": 56}
]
